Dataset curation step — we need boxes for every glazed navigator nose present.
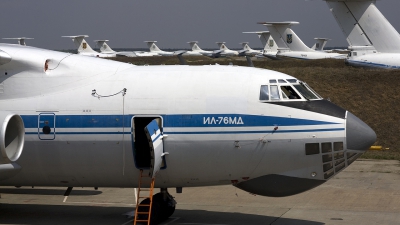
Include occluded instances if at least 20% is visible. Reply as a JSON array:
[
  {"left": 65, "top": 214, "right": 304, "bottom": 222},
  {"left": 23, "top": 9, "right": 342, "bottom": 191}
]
[{"left": 346, "top": 112, "right": 376, "bottom": 150}]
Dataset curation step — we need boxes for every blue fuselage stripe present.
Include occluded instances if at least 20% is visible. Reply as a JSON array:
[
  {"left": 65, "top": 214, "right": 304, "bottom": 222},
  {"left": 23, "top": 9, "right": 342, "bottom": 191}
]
[
  {"left": 21, "top": 114, "right": 341, "bottom": 130},
  {"left": 165, "top": 128, "right": 344, "bottom": 135},
  {"left": 25, "top": 128, "right": 344, "bottom": 135}
]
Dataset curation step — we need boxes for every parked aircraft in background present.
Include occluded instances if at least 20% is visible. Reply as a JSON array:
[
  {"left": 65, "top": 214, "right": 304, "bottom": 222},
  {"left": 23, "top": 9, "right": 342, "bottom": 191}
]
[
  {"left": 239, "top": 42, "right": 262, "bottom": 56},
  {"left": 94, "top": 40, "right": 137, "bottom": 57},
  {"left": 3, "top": 37, "right": 34, "bottom": 46},
  {"left": 182, "top": 41, "right": 223, "bottom": 57},
  {"left": 216, "top": 42, "right": 240, "bottom": 56},
  {"left": 62, "top": 35, "right": 116, "bottom": 57},
  {"left": 258, "top": 22, "right": 346, "bottom": 60},
  {"left": 145, "top": 41, "right": 174, "bottom": 56},
  {"left": 311, "top": 38, "right": 330, "bottom": 51},
  {"left": 243, "top": 31, "right": 279, "bottom": 59},
  {"left": 180, "top": 41, "right": 203, "bottom": 56},
  {"left": 325, "top": 0, "right": 400, "bottom": 69},
  {"left": 0, "top": 43, "right": 375, "bottom": 224}
]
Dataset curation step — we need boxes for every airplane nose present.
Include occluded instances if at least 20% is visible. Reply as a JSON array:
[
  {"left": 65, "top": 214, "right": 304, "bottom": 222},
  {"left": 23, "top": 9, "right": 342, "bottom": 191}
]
[{"left": 346, "top": 112, "right": 376, "bottom": 150}]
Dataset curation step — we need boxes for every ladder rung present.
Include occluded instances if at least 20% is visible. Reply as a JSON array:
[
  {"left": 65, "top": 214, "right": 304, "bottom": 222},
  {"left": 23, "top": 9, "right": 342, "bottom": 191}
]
[
  {"left": 138, "top": 204, "right": 151, "bottom": 206},
  {"left": 135, "top": 219, "right": 149, "bottom": 222},
  {"left": 138, "top": 196, "right": 150, "bottom": 198}
]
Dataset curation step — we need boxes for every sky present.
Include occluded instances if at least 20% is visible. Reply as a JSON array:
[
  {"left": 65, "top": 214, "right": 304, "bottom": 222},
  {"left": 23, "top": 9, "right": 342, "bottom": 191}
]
[{"left": 1, "top": 0, "right": 399, "bottom": 50}]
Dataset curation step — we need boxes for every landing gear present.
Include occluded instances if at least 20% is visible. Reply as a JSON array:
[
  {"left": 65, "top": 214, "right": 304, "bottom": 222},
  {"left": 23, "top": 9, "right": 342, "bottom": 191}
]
[{"left": 137, "top": 189, "right": 176, "bottom": 225}]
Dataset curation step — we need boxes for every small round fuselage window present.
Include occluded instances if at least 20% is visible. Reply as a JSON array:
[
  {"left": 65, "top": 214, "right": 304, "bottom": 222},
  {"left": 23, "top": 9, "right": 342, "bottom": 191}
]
[{"left": 42, "top": 126, "right": 51, "bottom": 134}]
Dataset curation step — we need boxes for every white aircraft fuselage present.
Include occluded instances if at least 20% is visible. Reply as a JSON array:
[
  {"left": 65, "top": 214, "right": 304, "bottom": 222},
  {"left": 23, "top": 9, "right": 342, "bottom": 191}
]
[
  {"left": 345, "top": 53, "right": 400, "bottom": 69},
  {"left": 0, "top": 44, "right": 375, "bottom": 197},
  {"left": 277, "top": 50, "right": 346, "bottom": 60},
  {"left": 78, "top": 51, "right": 117, "bottom": 58}
]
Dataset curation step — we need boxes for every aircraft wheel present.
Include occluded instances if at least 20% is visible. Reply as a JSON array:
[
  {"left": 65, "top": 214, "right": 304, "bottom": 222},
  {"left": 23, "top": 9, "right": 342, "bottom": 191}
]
[
  {"left": 152, "top": 193, "right": 176, "bottom": 221},
  {"left": 137, "top": 198, "right": 162, "bottom": 225}
]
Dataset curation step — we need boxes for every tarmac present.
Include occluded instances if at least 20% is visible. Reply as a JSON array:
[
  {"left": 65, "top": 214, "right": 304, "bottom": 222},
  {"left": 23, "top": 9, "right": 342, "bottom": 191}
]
[{"left": 1, "top": 159, "right": 400, "bottom": 225}]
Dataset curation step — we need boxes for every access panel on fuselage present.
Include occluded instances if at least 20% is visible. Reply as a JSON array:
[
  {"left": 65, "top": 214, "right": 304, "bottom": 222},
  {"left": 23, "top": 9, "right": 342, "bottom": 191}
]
[{"left": 38, "top": 113, "right": 55, "bottom": 140}]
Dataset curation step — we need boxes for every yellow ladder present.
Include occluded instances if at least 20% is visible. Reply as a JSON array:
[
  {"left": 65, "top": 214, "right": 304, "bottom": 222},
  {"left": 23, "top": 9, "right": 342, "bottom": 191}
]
[{"left": 134, "top": 170, "right": 155, "bottom": 225}]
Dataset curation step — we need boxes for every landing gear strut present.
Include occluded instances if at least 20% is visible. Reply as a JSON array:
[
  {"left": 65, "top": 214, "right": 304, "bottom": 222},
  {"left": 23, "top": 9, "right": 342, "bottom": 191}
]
[{"left": 137, "top": 188, "right": 176, "bottom": 224}]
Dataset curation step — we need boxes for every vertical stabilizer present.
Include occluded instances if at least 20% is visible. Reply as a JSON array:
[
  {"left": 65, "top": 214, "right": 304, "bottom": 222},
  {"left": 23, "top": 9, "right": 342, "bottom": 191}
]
[
  {"left": 325, "top": 0, "right": 400, "bottom": 53},
  {"left": 312, "top": 38, "right": 330, "bottom": 51},
  {"left": 216, "top": 42, "right": 230, "bottom": 50},
  {"left": 240, "top": 42, "right": 253, "bottom": 51},
  {"left": 145, "top": 41, "right": 161, "bottom": 52},
  {"left": 94, "top": 40, "right": 115, "bottom": 53},
  {"left": 243, "top": 31, "right": 278, "bottom": 52},
  {"left": 259, "top": 22, "right": 313, "bottom": 52},
  {"left": 188, "top": 41, "right": 203, "bottom": 51},
  {"left": 260, "top": 32, "right": 278, "bottom": 52},
  {"left": 62, "top": 35, "right": 97, "bottom": 53}
]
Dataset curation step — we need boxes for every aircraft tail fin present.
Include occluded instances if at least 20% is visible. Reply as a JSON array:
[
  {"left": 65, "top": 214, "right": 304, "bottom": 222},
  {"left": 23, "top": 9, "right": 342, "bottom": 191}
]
[
  {"left": 3, "top": 37, "right": 33, "bottom": 46},
  {"left": 145, "top": 41, "right": 161, "bottom": 52},
  {"left": 325, "top": 0, "right": 400, "bottom": 53},
  {"left": 243, "top": 31, "right": 277, "bottom": 52},
  {"left": 258, "top": 22, "right": 312, "bottom": 52},
  {"left": 94, "top": 40, "right": 115, "bottom": 53},
  {"left": 62, "top": 35, "right": 97, "bottom": 53},
  {"left": 187, "top": 41, "right": 203, "bottom": 51},
  {"left": 216, "top": 42, "right": 230, "bottom": 51},
  {"left": 312, "top": 38, "right": 330, "bottom": 51},
  {"left": 240, "top": 42, "right": 253, "bottom": 51}
]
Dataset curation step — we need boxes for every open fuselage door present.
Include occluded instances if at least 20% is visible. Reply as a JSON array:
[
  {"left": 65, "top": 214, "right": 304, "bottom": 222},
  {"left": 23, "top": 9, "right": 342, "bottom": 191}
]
[{"left": 144, "top": 119, "right": 167, "bottom": 178}]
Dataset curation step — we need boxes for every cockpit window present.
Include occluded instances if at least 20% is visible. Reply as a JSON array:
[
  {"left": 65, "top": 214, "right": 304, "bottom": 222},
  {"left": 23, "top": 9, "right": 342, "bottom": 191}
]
[
  {"left": 278, "top": 79, "right": 287, "bottom": 83},
  {"left": 281, "top": 86, "right": 301, "bottom": 99},
  {"left": 269, "top": 79, "right": 277, "bottom": 83},
  {"left": 302, "top": 82, "right": 322, "bottom": 99},
  {"left": 259, "top": 81, "right": 321, "bottom": 102},
  {"left": 270, "top": 85, "right": 280, "bottom": 100},
  {"left": 293, "top": 82, "right": 319, "bottom": 100},
  {"left": 259, "top": 85, "right": 269, "bottom": 100}
]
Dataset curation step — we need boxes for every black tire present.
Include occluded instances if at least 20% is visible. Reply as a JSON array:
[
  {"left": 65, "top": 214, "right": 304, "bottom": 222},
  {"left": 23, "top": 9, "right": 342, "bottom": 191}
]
[
  {"left": 152, "top": 193, "right": 176, "bottom": 221},
  {"left": 137, "top": 198, "right": 162, "bottom": 225}
]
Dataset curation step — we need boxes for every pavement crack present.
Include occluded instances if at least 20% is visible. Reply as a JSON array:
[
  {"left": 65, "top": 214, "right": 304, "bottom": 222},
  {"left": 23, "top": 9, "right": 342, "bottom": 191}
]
[{"left": 269, "top": 208, "right": 291, "bottom": 225}]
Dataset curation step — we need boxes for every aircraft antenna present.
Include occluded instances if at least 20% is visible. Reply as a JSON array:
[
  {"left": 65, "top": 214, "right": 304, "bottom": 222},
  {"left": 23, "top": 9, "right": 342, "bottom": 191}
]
[{"left": 91, "top": 88, "right": 127, "bottom": 99}]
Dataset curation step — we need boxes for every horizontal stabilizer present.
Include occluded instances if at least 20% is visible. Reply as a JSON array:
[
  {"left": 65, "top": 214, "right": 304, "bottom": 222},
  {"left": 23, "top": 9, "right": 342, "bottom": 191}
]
[
  {"left": 62, "top": 35, "right": 89, "bottom": 38},
  {"left": 258, "top": 21, "right": 299, "bottom": 26},
  {"left": 3, "top": 37, "right": 34, "bottom": 46}
]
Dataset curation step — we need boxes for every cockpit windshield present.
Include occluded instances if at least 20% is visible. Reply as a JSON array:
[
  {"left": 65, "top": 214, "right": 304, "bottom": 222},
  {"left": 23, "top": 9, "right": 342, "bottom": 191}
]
[
  {"left": 292, "top": 82, "right": 319, "bottom": 100},
  {"left": 259, "top": 79, "right": 322, "bottom": 102}
]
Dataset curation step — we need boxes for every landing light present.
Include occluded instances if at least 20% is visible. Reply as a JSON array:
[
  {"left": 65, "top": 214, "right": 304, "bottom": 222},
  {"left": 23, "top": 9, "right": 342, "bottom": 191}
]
[{"left": 311, "top": 172, "right": 317, "bottom": 177}]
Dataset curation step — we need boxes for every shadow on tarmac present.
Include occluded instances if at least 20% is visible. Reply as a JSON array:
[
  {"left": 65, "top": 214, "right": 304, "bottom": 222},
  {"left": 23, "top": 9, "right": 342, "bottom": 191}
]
[
  {"left": 0, "top": 203, "right": 324, "bottom": 225},
  {"left": 0, "top": 188, "right": 102, "bottom": 196}
]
